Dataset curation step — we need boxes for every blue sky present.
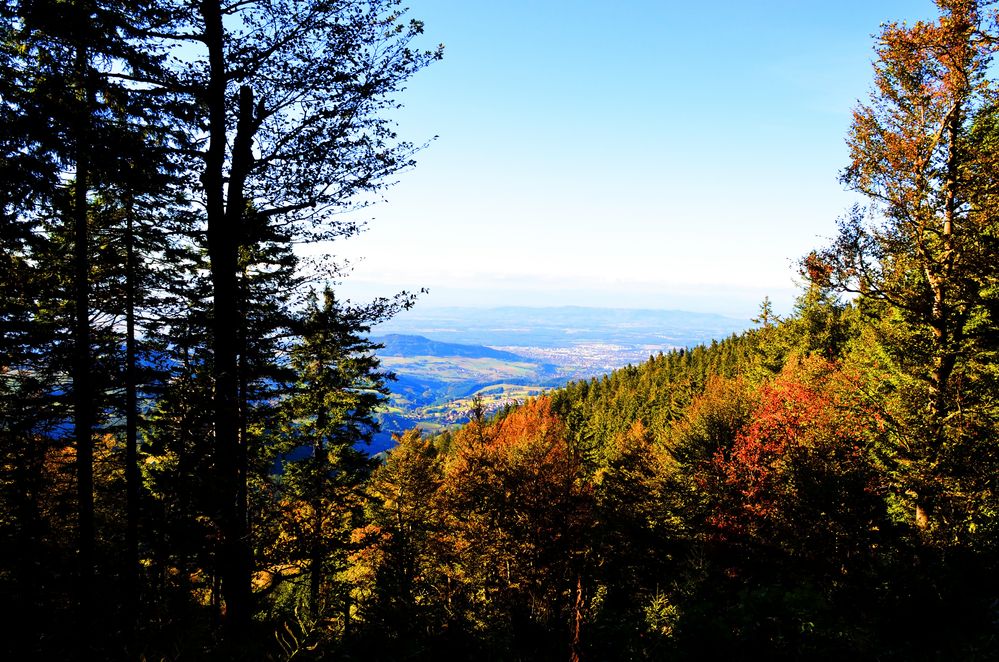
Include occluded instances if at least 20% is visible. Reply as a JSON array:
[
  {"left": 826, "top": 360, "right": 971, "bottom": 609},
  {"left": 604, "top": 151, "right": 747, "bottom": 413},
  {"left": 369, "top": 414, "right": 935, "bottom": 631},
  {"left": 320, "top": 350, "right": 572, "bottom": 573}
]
[{"left": 328, "top": 0, "right": 939, "bottom": 318}]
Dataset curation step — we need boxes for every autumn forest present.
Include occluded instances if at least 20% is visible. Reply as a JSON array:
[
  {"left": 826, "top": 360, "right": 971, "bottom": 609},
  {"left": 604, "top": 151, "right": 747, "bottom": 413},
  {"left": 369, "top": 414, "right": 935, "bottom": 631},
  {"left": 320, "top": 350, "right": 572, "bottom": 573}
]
[{"left": 3, "top": 0, "right": 999, "bottom": 659}]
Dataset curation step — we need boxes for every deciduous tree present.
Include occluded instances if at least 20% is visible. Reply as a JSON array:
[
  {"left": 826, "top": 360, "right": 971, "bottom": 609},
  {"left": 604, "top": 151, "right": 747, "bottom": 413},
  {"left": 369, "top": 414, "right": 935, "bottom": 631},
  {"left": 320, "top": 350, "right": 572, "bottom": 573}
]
[{"left": 806, "top": 0, "right": 999, "bottom": 532}]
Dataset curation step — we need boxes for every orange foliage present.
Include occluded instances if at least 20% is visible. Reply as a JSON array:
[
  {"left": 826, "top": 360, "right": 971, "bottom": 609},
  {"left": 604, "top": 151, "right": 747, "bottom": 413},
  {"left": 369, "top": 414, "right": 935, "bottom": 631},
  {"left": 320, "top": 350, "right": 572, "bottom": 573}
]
[{"left": 434, "top": 396, "right": 593, "bottom": 622}]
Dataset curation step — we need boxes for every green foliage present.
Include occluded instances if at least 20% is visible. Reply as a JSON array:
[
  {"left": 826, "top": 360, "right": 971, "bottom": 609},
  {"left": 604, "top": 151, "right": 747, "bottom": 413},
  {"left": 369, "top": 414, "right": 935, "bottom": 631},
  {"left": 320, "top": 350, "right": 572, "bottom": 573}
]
[
  {"left": 261, "top": 289, "right": 389, "bottom": 624},
  {"left": 806, "top": 0, "right": 999, "bottom": 542},
  {"left": 1, "top": 0, "right": 438, "bottom": 656}
]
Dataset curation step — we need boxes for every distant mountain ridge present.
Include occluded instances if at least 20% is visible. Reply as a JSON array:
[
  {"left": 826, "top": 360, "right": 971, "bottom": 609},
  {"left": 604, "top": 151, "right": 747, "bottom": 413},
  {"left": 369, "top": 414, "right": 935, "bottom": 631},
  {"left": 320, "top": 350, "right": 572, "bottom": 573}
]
[
  {"left": 374, "top": 334, "right": 527, "bottom": 361},
  {"left": 371, "top": 305, "right": 750, "bottom": 348}
]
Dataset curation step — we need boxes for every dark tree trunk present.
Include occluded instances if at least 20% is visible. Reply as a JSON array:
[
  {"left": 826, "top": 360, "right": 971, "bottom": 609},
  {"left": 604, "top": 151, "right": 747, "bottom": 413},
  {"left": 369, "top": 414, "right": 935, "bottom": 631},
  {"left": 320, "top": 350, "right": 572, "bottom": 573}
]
[
  {"left": 72, "top": 35, "right": 95, "bottom": 651},
  {"left": 920, "top": 103, "right": 963, "bottom": 529},
  {"left": 310, "top": 436, "right": 327, "bottom": 619},
  {"left": 124, "top": 199, "right": 140, "bottom": 646},
  {"left": 201, "top": 0, "right": 256, "bottom": 634},
  {"left": 309, "top": 510, "right": 323, "bottom": 620},
  {"left": 569, "top": 574, "right": 584, "bottom": 662}
]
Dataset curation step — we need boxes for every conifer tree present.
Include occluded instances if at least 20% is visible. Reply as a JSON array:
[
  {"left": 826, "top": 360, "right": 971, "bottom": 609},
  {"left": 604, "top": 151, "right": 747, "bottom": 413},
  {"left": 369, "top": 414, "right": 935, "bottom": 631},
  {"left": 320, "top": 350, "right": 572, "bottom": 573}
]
[
  {"left": 275, "top": 289, "right": 393, "bottom": 621},
  {"left": 2, "top": 2, "right": 174, "bottom": 652},
  {"left": 138, "top": 0, "right": 441, "bottom": 634}
]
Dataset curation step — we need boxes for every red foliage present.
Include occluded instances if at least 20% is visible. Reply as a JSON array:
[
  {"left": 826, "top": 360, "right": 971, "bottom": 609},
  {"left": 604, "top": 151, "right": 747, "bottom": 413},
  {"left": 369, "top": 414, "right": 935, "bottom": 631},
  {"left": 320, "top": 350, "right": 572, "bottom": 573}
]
[{"left": 707, "top": 364, "right": 877, "bottom": 548}]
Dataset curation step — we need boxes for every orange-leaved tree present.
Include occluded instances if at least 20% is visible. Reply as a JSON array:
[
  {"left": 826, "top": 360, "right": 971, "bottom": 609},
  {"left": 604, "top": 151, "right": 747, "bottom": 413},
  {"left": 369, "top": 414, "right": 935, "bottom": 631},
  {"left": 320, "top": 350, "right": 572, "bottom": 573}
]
[
  {"left": 437, "top": 396, "right": 594, "bottom": 657},
  {"left": 806, "top": 0, "right": 999, "bottom": 534}
]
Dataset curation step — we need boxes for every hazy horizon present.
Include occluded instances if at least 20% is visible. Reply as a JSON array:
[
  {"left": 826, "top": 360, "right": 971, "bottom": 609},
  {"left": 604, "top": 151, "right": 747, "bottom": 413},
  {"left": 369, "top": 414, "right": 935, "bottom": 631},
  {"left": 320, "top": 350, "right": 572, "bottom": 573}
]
[{"left": 340, "top": 277, "right": 794, "bottom": 319}]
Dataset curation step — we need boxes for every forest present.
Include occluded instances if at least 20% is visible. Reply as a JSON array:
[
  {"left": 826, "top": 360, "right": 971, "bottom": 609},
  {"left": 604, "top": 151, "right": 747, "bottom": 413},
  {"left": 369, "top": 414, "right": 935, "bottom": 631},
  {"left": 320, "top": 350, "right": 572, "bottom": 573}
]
[{"left": 2, "top": 0, "right": 999, "bottom": 659}]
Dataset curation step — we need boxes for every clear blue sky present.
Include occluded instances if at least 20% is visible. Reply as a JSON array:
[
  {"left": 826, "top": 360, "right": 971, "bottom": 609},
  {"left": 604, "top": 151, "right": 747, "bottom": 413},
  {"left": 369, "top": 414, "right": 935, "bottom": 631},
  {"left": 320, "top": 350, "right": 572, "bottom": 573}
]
[{"left": 328, "top": 0, "right": 939, "bottom": 318}]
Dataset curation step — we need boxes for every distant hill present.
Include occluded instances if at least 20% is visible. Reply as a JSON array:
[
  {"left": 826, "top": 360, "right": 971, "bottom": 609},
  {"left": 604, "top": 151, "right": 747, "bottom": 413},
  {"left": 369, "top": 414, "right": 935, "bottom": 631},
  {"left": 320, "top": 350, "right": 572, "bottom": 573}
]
[
  {"left": 368, "top": 334, "right": 560, "bottom": 451},
  {"left": 374, "top": 334, "right": 528, "bottom": 361},
  {"left": 370, "top": 305, "right": 750, "bottom": 348},
  {"left": 373, "top": 334, "right": 552, "bottom": 409}
]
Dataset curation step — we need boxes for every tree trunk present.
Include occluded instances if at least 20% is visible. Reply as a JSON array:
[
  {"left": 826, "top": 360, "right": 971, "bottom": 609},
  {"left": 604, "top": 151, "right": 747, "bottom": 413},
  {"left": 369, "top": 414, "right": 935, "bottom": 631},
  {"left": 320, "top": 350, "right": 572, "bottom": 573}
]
[
  {"left": 72, "top": 35, "right": 95, "bottom": 652},
  {"left": 915, "top": 501, "right": 930, "bottom": 530},
  {"left": 310, "top": 432, "right": 327, "bottom": 620},
  {"left": 124, "top": 198, "right": 140, "bottom": 648},
  {"left": 201, "top": 0, "right": 252, "bottom": 635},
  {"left": 310, "top": 508, "right": 323, "bottom": 620},
  {"left": 569, "top": 574, "right": 584, "bottom": 662},
  {"left": 929, "top": 102, "right": 961, "bottom": 432}
]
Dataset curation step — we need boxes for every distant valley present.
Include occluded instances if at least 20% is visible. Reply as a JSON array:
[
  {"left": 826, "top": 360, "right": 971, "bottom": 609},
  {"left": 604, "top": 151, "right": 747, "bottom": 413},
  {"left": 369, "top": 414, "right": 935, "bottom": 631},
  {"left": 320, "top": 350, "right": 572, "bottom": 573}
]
[{"left": 367, "top": 306, "right": 750, "bottom": 452}]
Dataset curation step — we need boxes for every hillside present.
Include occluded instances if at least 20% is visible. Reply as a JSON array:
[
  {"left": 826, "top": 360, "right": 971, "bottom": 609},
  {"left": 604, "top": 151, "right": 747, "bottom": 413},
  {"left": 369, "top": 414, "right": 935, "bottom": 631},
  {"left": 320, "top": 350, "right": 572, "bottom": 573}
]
[
  {"left": 366, "top": 334, "right": 557, "bottom": 451},
  {"left": 366, "top": 310, "right": 753, "bottom": 453},
  {"left": 375, "top": 334, "right": 530, "bottom": 361},
  {"left": 371, "top": 334, "right": 559, "bottom": 404},
  {"left": 365, "top": 286, "right": 999, "bottom": 659}
]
